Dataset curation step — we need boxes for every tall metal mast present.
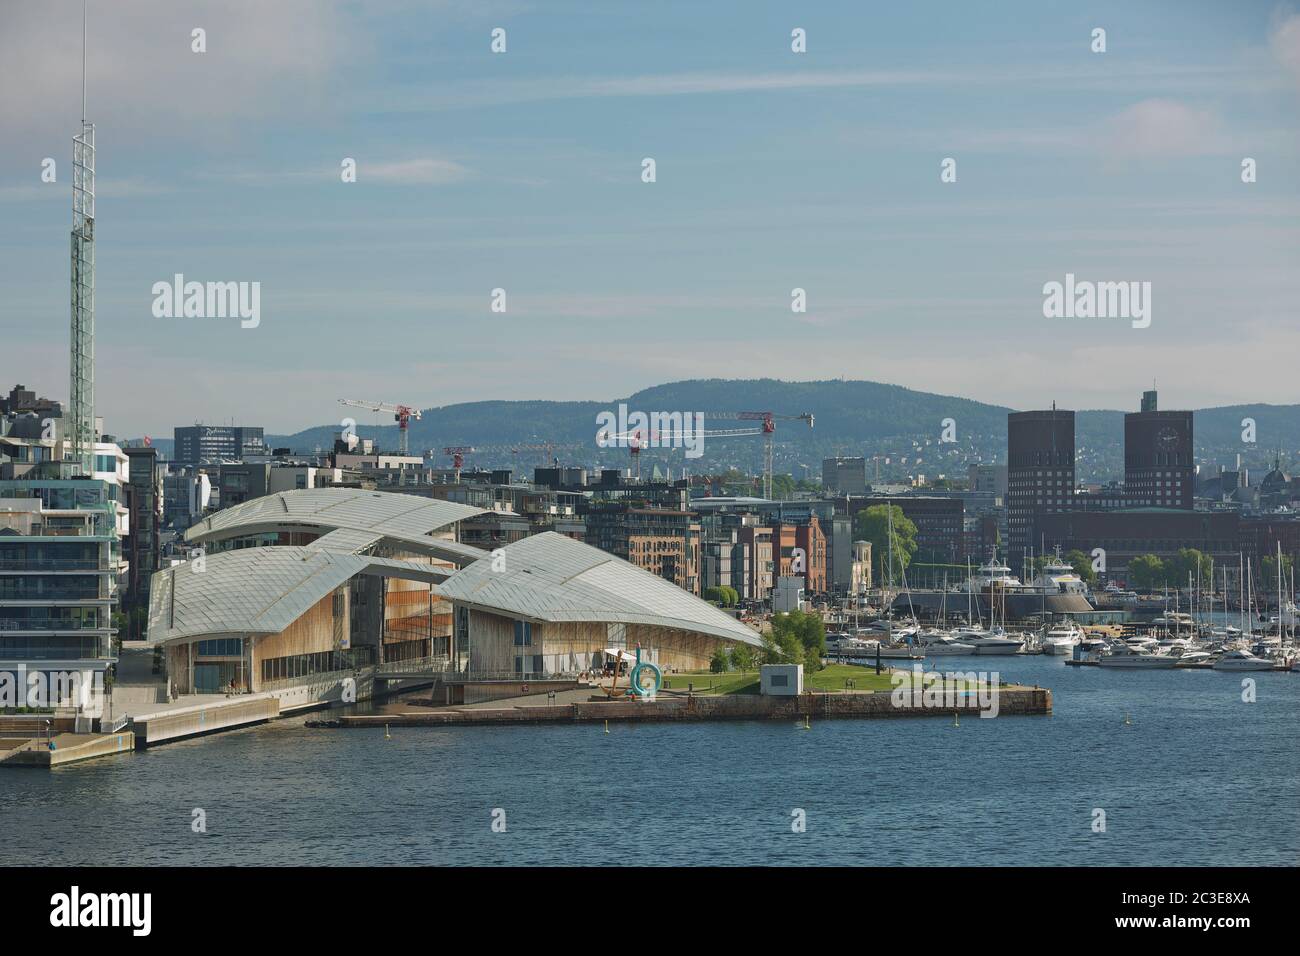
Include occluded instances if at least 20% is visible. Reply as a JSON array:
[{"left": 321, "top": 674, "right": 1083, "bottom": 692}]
[{"left": 70, "top": 0, "right": 95, "bottom": 474}]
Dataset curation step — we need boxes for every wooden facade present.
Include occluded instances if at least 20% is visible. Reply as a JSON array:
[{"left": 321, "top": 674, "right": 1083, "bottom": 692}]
[{"left": 466, "top": 608, "right": 748, "bottom": 676}]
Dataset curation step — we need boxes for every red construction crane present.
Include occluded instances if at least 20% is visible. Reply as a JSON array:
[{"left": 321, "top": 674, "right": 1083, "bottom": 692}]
[
  {"left": 702, "top": 411, "right": 814, "bottom": 498},
  {"left": 442, "top": 446, "right": 475, "bottom": 481},
  {"left": 598, "top": 426, "right": 764, "bottom": 481},
  {"left": 437, "top": 442, "right": 575, "bottom": 481},
  {"left": 597, "top": 411, "right": 812, "bottom": 497},
  {"left": 338, "top": 398, "right": 422, "bottom": 456}
]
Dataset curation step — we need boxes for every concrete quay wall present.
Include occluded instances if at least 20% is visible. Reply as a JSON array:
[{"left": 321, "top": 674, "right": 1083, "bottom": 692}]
[{"left": 328, "top": 687, "right": 1051, "bottom": 727}]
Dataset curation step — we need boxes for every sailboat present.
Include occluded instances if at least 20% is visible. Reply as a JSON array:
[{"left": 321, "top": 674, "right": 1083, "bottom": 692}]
[{"left": 954, "top": 548, "right": 1023, "bottom": 654}]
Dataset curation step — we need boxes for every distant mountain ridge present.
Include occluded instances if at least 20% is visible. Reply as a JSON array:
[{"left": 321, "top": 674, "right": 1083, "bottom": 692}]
[{"left": 258, "top": 379, "right": 1299, "bottom": 481}]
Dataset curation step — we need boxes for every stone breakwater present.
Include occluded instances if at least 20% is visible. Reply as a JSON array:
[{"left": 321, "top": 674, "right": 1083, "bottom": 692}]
[{"left": 313, "top": 687, "right": 1052, "bottom": 728}]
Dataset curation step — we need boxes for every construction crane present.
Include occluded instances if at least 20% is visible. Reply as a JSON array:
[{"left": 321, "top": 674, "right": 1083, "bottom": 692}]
[
  {"left": 597, "top": 426, "right": 766, "bottom": 482},
  {"left": 442, "top": 446, "right": 475, "bottom": 482},
  {"left": 703, "top": 411, "right": 814, "bottom": 499},
  {"left": 595, "top": 427, "right": 655, "bottom": 480},
  {"left": 597, "top": 412, "right": 812, "bottom": 497},
  {"left": 338, "top": 399, "right": 422, "bottom": 456},
  {"left": 430, "top": 442, "right": 575, "bottom": 480}
]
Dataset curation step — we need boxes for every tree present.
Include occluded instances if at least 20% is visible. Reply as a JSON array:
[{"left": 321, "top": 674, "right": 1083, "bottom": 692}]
[
  {"left": 704, "top": 586, "right": 738, "bottom": 607},
  {"left": 709, "top": 647, "right": 730, "bottom": 673},
  {"left": 1127, "top": 554, "right": 1166, "bottom": 591},
  {"left": 1064, "top": 549, "right": 1098, "bottom": 587},
  {"left": 770, "top": 610, "right": 826, "bottom": 672},
  {"left": 729, "top": 643, "right": 754, "bottom": 672},
  {"left": 760, "top": 630, "right": 804, "bottom": 667},
  {"left": 1261, "top": 554, "right": 1294, "bottom": 593},
  {"left": 1167, "top": 549, "right": 1212, "bottom": 589},
  {"left": 853, "top": 504, "right": 918, "bottom": 585},
  {"left": 770, "top": 474, "right": 797, "bottom": 499}
]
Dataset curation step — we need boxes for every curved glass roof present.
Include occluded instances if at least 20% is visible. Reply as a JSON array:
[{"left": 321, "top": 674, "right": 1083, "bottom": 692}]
[
  {"left": 184, "top": 488, "right": 487, "bottom": 560},
  {"left": 147, "top": 546, "right": 449, "bottom": 643},
  {"left": 438, "top": 531, "right": 763, "bottom": 646}
]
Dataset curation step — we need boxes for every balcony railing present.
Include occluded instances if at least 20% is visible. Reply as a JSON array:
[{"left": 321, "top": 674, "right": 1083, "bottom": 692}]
[
  {"left": 0, "top": 587, "right": 108, "bottom": 601},
  {"left": 0, "top": 558, "right": 104, "bottom": 571},
  {"left": 375, "top": 654, "right": 450, "bottom": 675},
  {"left": 0, "top": 619, "right": 106, "bottom": 632},
  {"left": 436, "top": 667, "right": 569, "bottom": 683},
  {"left": 0, "top": 639, "right": 113, "bottom": 659}
]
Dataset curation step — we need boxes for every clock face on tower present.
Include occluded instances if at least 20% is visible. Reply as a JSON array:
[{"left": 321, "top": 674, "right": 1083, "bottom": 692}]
[{"left": 1156, "top": 426, "right": 1181, "bottom": 452}]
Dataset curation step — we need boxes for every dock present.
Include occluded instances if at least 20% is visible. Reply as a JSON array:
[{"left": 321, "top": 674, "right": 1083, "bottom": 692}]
[
  {"left": 0, "top": 731, "right": 135, "bottom": 767},
  {"left": 310, "top": 685, "right": 1052, "bottom": 728}
]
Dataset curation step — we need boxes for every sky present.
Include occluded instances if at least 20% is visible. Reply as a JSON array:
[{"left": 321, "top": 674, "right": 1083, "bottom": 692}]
[{"left": 1, "top": 0, "right": 1298, "bottom": 438}]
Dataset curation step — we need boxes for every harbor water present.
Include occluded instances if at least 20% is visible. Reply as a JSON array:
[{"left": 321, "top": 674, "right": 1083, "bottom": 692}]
[{"left": 3, "top": 655, "right": 1297, "bottom": 866}]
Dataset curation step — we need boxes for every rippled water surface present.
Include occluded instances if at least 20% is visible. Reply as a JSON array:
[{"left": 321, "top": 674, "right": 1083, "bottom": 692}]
[{"left": 4, "top": 656, "right": 1297, "bottom": 866}]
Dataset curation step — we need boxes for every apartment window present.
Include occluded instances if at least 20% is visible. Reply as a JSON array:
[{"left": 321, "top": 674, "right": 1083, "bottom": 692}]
[{"left": 513, "top": 620, "right": 532, "bottom": 646}]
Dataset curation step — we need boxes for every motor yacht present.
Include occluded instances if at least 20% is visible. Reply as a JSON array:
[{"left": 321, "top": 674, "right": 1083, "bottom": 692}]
[
  {"left": 1212, "top": 649, "right": 1275, "bottom": 672},
  {"left": 915, "top": 631, "right": 977, "bottom": 656},
  {"left": 1040, "top": 621, "right": 1084, "bottom": 655},
  {"left": 1097, "top": 643, "right": 1179, "bottom": 668},
  {"left": 956, "top": 626, "right": 1024, "bottom": 655}
]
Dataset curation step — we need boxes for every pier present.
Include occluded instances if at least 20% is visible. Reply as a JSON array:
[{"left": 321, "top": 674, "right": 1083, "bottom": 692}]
[
  {"left": 0, "top": 731, "right": 135, "bottom": 767},
  {"left": 310, "top": 684, "right": 1052, "bottom": 728}
]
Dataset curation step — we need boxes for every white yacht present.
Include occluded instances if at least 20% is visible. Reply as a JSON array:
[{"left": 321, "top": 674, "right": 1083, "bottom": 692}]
[
  {"left": 872, "top": 644, "right": 926, "bottom": 660},
  {"left": 1097, "top": 643, "right": 1178, "bottom": 668},
  {"left": 1212, "top": 649, "right": 1275, "bottom": 672},
  {"left": 954, "top": 626, "right": 1024, "bottom": 655},
  {"left": 1028, "top": 553, "right": 1088, "bottom": 596},
  {"left": 1280, "top": 601, "right": 1300, "bottom": 628},
  {"left": 916, "top": 631, "right": 978, "bottom": 656},
  {"left": 1040, "top": 622, "right": 1084, "bottom": 655},
  {"left": 963, "top": 556, "right": 1024, "bottom": 593},
  {"left": 832, "top": 636, "right": 880, "bottom": 658}
]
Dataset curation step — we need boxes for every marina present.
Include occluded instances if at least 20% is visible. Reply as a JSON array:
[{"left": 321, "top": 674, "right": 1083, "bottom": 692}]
[
  {"left": 826, "top": 544, "right": 1300, "bottom": 674},
  {"left": 5, "top": 651, "right": 1295, "bottom": 868}
]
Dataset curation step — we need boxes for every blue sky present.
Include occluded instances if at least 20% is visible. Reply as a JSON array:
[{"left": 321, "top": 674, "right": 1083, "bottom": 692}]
[{"left": 1, "top": 0, "right": 1297, "bottom": 437}]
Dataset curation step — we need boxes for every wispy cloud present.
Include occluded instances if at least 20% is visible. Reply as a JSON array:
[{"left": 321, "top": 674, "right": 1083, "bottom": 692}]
[
  {"left": 363, "top": 158, "right": 471, "bottom": 184},
  {"left": 1270, "top": 11, "right": 1300, "bottom": 88},
  {"left": 1102, "top": 98, "right": 1227, "bottom": 158}
]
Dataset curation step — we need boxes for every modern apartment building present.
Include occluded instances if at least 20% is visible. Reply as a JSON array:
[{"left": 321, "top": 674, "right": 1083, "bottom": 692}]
[
  {"left": 123, "top": 446, "right": 163, "bottom": 636},
  {"left": 584, "top": 503, "right": 701, "bottom": 594},
  {"left": 0, "top": 469, "right": 126, "bottom": 718}
]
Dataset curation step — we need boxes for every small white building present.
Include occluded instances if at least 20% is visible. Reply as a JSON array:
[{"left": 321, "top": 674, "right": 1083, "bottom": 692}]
[
  {"left": 772, "top": 575, "right": 805, "bottom": 612},
  {"left": 760, "top": 663, "right": 803, "bottom": 696}
]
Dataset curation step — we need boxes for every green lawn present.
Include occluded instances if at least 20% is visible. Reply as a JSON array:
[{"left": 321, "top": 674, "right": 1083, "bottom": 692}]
[
  {"left": 660, "top": 671, "right": 760, "bottom": 695},
  {"left": 660, "top": 663, "right": 906, "bottom": 695}
]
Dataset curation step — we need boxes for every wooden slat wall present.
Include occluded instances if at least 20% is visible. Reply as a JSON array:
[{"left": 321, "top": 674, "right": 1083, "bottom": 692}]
[
  {"left": 254, "top": 591, "right": 337, "bottom": 663},
  {"left": 468, "top": 609, "right": 517, "bottom": 672}
]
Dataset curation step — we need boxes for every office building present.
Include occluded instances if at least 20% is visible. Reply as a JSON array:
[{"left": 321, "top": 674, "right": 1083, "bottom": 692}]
[
  {"left": 1007, "top": 407, "right": 1075, "bottom": 565},
  {"left": 1123, "top": 390, "right": 1193, "bottom": 509},
  {"left": 823, "top": 456, "right": 868, "bottom": 496},
  {"left": 173, "top": 425, "right": 267, "bottom": 465}
]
